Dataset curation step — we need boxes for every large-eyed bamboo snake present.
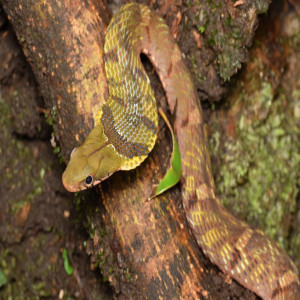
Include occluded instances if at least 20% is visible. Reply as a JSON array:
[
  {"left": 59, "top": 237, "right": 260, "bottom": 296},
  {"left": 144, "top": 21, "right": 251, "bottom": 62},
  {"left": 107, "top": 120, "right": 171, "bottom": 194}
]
[{"left": 62, "top": 3, "right": 300, "bottom": 299}]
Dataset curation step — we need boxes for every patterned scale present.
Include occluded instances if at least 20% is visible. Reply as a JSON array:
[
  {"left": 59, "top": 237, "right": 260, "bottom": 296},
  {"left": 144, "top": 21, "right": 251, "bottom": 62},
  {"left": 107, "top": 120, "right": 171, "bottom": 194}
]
[
  {"left": 186, "top": 189, "right": 299, "bottom": 299},
  {"left": 98, "top": 4, "right": 158, "bottom": 170}
]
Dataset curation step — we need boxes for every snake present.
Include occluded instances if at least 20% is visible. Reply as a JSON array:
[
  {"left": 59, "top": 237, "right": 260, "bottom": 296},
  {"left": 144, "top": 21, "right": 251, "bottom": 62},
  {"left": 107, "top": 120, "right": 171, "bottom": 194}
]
[{"left": 62, "top": 3, "right": 300, "bottom": 299}]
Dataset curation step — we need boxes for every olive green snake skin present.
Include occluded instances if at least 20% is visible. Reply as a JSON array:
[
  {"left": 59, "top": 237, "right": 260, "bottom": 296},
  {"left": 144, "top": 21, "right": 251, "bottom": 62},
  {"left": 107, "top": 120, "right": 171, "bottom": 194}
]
[{"left": 62, "top": 3, "right": 300, "bottom": 299}]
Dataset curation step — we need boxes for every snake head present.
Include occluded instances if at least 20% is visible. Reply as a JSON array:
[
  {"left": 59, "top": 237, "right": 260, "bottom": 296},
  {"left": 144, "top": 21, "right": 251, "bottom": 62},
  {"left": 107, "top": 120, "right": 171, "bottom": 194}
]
[{"left": 62, "top": 125, "right": 123, "bottom": 192}]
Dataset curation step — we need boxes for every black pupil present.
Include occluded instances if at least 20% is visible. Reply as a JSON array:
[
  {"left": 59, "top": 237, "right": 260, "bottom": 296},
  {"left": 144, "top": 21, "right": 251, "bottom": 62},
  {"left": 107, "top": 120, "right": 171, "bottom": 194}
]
[{"left": 85, "top": 176, "right": 93, "bottom": 185}]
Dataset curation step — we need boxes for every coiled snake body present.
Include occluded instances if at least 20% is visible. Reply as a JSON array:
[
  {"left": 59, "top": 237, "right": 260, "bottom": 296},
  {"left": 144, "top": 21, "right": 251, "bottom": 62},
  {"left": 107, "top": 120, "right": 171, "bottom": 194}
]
[{"left": 62, "top": 3, "right": 300, "bottom": 299}]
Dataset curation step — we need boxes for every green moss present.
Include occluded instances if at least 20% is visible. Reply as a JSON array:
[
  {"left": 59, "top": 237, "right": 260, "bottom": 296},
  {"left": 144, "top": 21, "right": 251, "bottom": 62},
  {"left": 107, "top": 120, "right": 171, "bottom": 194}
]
[
  {"left": 94, "top": 250, "right": 108, "bottom": 277},
  {"left": 0, "top": 250, "right": 10, "bottom": 289},
  {"left": 44, "top": 105, "right": 63, "bottom": 163},
  {"left": 202, "top": 0, "right": 244, "bottom": 80},
  {"left": 188, "top": 53, "right": 206, "bottom": 84},
  {"left": 198, "top": 25, "right": 205, "bottom": 34},
  {"left": 123, "top": 267, "right": 134, "bottom": 283},
  {"left": 254, "top": 0, "right": 270, "bottom": 13},
  {"left": 190, "top": 0, "right": 271, "bottom": 81},
  {"left": 0, "top": 97, "right": 47, "bottom": 218},
  {"left": 0, "top": 237, "right": 54, "bottom": 299},
  {"left": 0, "top": 94, "right": 56, "bottom": 298},
  {"left": 44, "top": 105, "right": 57, "bottom": 127},
  {"left": 209, "top": 81, "right": 300, "bottom": 254},
  {"left": 0, "top": 270, "right": 7, "bottom": 288}
]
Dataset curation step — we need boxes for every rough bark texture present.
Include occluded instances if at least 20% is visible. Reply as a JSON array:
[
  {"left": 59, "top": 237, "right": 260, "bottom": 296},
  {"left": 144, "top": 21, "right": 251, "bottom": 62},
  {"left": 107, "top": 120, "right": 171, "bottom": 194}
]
[{"left": 0, "top": 0, "right": 273, "bottom": 298}]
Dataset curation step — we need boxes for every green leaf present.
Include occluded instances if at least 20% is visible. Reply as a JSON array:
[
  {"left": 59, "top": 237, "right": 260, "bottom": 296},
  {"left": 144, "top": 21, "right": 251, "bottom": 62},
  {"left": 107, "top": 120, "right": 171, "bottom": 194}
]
[
  {"left": 155, "top": 109, "right": 181, "bottom": 197},
  {"left": 62, "top": 248, "right": 74, "bottom": 276},
  {"left": 0, "top": 270, "right": 7, "bottom": 287}
]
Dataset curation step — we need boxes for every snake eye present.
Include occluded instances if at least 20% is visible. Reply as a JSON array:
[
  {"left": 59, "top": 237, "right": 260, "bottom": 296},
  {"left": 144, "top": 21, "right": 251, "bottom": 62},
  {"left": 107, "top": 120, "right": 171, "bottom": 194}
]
[{"left": 84, "top": 175, "right": 93, "bottom": 187}]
